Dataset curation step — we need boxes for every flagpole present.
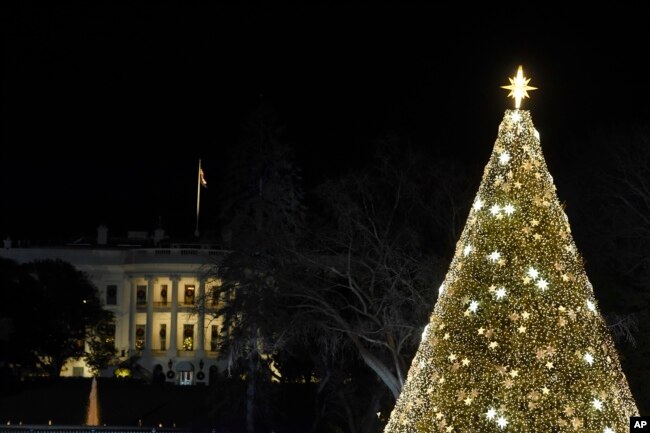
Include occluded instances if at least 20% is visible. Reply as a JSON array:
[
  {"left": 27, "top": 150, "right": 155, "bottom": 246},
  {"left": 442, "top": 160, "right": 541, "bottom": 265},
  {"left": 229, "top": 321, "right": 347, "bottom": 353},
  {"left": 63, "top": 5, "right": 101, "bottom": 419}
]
[{"left": 195, "top": 159, "right": 201, "bottom": 237}]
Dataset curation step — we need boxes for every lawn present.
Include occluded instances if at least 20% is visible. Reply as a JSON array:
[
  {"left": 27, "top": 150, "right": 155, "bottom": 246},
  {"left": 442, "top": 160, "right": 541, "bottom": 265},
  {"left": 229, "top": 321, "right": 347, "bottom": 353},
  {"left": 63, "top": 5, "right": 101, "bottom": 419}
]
[
  {"left": 1, "top": 378, "right": 220, "bottom": 429},
  {"left": 0, "top": 378, "right": 316, "bottom": 432}
]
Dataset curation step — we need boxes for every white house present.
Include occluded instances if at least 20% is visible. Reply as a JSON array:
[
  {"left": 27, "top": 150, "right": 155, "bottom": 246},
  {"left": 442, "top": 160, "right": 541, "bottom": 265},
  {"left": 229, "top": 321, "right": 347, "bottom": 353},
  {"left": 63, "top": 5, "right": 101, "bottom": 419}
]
[{"left": 0, "top": 226, "right": 228, "bottom": 385}]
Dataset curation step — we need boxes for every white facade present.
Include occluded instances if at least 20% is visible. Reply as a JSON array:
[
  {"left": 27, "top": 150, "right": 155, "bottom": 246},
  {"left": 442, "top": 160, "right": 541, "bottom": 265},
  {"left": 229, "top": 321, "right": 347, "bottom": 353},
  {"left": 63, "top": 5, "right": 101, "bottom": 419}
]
[{"left": 0, "top": 244, "right": 228, "bottom": 385}]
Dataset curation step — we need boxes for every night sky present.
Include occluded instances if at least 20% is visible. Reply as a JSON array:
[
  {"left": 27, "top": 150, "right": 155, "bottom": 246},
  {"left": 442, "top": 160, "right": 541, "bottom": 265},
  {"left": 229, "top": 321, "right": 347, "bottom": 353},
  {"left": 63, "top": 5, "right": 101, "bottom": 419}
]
[{"left": 2, "top": 2, "right": 650, "bottom": 242}]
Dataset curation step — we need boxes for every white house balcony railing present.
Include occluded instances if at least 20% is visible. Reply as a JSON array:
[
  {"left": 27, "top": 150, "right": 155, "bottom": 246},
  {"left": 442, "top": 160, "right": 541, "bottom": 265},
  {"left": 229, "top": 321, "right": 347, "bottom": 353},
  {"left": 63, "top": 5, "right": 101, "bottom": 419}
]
[
  {"left": 153, "top": 302, "right": 171, "bottom": 308},
  {"left": 135, "top": 301, "right": 219, "bottom": 309},
  {"left": 125, "top": 248, "right": 228, "bottom": 265}
]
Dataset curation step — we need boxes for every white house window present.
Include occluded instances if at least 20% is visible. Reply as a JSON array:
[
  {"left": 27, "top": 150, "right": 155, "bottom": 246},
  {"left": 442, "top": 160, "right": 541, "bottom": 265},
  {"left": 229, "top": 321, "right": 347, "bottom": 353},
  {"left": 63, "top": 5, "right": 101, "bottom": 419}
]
[
  {"left": 136, "top": 285, "right": 147, "bottom": 305},
  {"left": 159, "top": 324, "right": 167, "bottom": 351},
  {"left": 136, "top": 324, "right": 146, "bottom": 350},
  {"left": 184, "top": 285, "right": 195, "bottom": 305},
  {"left": 106, "top": 285, "right": 117, "bottom": 305},
  {"left": 210, "top": 325, "right": 219, "bottom": 352},
  {"left": 159, "top": 284, "right": 168, "bottom": 306},
  {"left": 183, "top": 324, "right": 194, "bottom": 351}
]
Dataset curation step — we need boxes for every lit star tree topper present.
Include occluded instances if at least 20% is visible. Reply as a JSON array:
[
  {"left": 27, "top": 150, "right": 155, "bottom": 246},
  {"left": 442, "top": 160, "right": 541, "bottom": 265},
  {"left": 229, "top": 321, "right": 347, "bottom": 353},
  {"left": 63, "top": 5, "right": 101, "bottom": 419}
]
[
  {"left": 383, "top": 68, "right": 638, "bottom": 433},
  {"left": 501, "top": 65, "right": 537, "bottom": 109}
]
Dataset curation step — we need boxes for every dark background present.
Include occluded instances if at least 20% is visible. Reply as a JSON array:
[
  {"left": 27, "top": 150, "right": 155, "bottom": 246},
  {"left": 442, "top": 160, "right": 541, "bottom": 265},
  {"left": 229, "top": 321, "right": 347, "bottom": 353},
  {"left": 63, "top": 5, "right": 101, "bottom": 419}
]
[
  {"left": 2, "top": 2, "right": 649, "bottom": 240},
  {"left": 3, "top": 1, "right": 650, "bottom": 422}
]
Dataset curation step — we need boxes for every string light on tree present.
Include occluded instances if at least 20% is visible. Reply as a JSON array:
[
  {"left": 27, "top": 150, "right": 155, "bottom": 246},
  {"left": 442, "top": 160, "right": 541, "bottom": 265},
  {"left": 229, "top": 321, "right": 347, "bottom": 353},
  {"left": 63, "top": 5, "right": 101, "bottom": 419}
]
[
  {"left": 593, "top": 398, "right": 604, "bottom": 411},
  {"left": 488, "top": 251, "right": 501, "bottom": 262},
  {"left": 511, "top": 111, "right": 522, "bottom": 122},
  {"left": 383, "top": 66, "right": 638, "bottom": 433}
]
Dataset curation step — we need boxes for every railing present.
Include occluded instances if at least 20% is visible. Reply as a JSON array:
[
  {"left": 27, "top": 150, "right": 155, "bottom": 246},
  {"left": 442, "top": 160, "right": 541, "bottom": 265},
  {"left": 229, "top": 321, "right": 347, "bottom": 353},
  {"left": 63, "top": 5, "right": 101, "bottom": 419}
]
[
  {"left": 152, "top": 302, "right": 170, "bottom": 308},
  {"left": 0, "top": 427, "right": 216, "bottom": 433},
  {"left": 135, "top": 301, "right": 219, "bottom": 309},
  {"left": 124, "top": 248, "right": 228, "bottom": 265},
  {"left": 131, "top": 249, "right": 227, "bottom": 257}
]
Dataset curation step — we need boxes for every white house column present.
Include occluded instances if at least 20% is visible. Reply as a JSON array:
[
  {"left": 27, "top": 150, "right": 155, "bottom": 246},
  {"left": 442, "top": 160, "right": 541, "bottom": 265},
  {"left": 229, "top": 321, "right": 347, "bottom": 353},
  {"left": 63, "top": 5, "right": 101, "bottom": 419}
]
[
  {"left": 168, "top": 275, "right": 180, "bottom": 358},
  {"left": 144, "top": 274, "right": 155, "bottom": 356},
  {"left": 197, "top": 278, "right": 206, "bottom": 357},
  {"left": 127, "top": 276, "right": 136, "bottom": 353}
]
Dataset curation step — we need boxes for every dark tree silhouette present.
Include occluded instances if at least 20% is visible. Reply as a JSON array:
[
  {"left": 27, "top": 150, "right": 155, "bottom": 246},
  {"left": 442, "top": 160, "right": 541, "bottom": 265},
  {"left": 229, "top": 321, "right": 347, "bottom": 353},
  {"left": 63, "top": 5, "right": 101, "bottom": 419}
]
[
  {"left": 0, "top": 257, "right": 36, "bottom": 376},
  {"left": 85, "top": 313, "right": 117, "bottom": 376},
  {"left": 207, "top": 100, "right": 306, "bottom": 433},
  {"left": 582, "top": 125, "right": 650, "bottom": 414},
  {"left": 21, "top": 259, "right": 111, "bottom": 377},
  {"left": 292, "top": 143, "right": 472, "bottom": 404}
]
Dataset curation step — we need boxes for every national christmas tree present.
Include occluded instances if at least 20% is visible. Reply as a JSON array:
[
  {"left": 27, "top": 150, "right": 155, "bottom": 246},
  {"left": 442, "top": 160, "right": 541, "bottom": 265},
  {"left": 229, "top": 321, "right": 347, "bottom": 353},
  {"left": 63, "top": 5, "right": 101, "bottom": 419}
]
[{"left": 384, "top": 67, "right": 638, "bottom": 433}]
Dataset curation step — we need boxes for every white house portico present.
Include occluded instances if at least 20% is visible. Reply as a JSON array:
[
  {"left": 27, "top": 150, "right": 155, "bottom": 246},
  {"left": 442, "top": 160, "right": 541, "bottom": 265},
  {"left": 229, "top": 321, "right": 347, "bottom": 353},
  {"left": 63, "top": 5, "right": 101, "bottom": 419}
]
[{"left": 0, "top": 229, "right": 228, "bottom": 385}]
